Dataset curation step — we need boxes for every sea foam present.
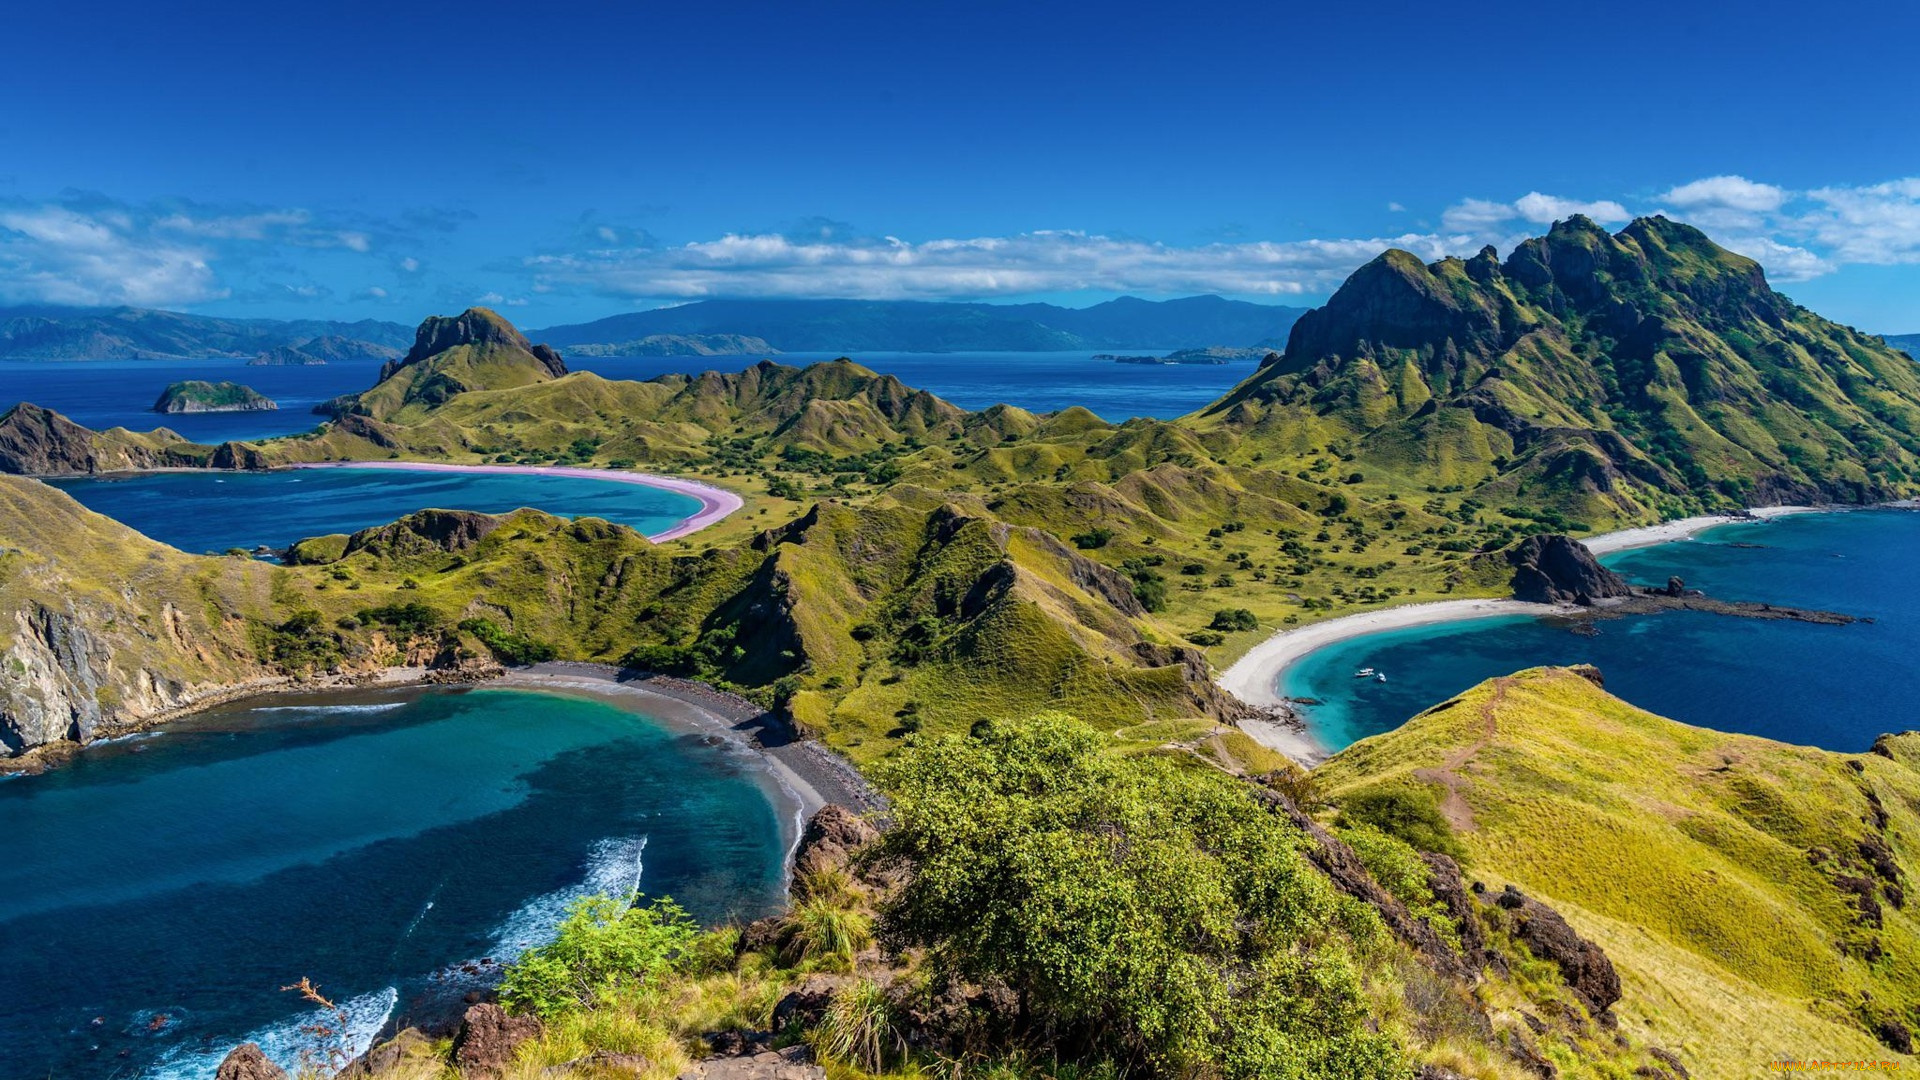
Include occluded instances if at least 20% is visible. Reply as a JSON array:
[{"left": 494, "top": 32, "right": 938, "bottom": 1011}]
[{"left": 141, "top": 985, "right": 397, "bottom": 1080}]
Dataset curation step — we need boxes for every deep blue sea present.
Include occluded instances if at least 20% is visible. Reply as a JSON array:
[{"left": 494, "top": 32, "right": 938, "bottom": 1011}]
[
  {"left": 48, "top": 467, "right": 704, "bottom": 553},
  {"left": 571, "top": 351, "right": 1256, "bottom": 420},
  {"left": 0, "top": 687, "right": 789, "bottom": 1080},
  {"left": 1283, "top": 511, "right": 1920, "bottom": 754},
  {"left": 0, "top": 351, "right": 1252, "bottom": 440},
  {"left": 0, "top": 358, "right": 390, "bottom": 443}
]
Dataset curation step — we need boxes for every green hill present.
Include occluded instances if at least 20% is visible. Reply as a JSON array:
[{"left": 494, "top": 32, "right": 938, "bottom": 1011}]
[
  {"left": 153, "top": 380, "right": 277, "bottom": 413},
  {"left": 1316, "top": 666, "right": 1920, "bottom": 1071},
  {"left": 1199, "top": 216, "right": 1920, "bottom": 522}
]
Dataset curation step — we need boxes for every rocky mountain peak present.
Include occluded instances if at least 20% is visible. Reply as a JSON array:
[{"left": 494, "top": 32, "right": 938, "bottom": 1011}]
[{"left": 391, "top": 308, "right": 566, "bottom": 379}]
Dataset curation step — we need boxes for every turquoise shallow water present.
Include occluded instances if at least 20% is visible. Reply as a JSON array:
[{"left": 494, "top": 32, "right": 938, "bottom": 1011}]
[
  {"left": 0, "top": 688, "right": 790, "bottom": 1080},
  {"left": 47, "top": 466, "right": 704, "bottom": 553},
  {"left": 1282, "top": 511, "right": 1920, "bottom": 754}
]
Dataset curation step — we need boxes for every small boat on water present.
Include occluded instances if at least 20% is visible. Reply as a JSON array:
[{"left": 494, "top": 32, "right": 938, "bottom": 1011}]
[
  {"left": 1375, "top": 672, "right": 1388, "bottom": 683},
  {"left": 1353, "top": 668, "right": 1376, "bottom": 678}
]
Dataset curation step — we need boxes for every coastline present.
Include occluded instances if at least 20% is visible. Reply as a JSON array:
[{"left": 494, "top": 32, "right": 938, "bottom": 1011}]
[
  {"left": 1220, "top": 505, "right": 1825, "bottom": 764},
  {"left": 287, "top": 460, "right": 745, "bottom": 542},
  {"left": 4, "top": 661, "right": 882, "bottom": 860},
  {"left": 1220, "top": 599, "right": 1573, "bottom": 764}
]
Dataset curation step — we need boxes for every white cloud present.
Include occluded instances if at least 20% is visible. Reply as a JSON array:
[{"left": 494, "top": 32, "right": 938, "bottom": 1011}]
[
  {"left": 1714, "top": 235, "right": 1832, "bottom": 282},
  {"left": 0, "top": 197, "right": 397, "bottom": 308},
  {"left": 475, "top": 291, "right": 529, "bottom": 307},
  {"left": 1440, "top": 198, "right": 1517, "bottom": 233},
  {"left": 1661, "top": 175, "right": 1788, "bottom": 213},
  {"left": 1387, "top": 201, "right": 1406, "bottom": 212},
  {"left": 1512, "top": 192, "right": 1630, "bottom": 225},
  {"left": 0, "top": 205, "right": 223, "bottom": 306},
  {"left": 525, "top": 229, "right": 1486, "bottom": 303},
  {"left": 399, "top": 256, "right": 421, "bottom": 273},
  {"left": 1441, "top": 192, "right": 1628, "bottom": 234},
  {"left": 1802, "top": 178, "right": 1920, "bottom": 264}
]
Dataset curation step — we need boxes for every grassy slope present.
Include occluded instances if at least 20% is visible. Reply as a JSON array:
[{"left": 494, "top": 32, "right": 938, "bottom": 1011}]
[
  {"left": 0, "top": 477, "right": 278, "bottom": 736},
  {"left": 1316, "top": 667, "right": 1919, "bottom": 1073}
]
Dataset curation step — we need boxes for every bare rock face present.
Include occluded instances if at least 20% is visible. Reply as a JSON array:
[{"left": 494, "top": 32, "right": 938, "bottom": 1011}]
[
  {"left": 215, "top": 1043, "right": 288, "bottom": 1080},
  {"left": 450, "top": 1002, "right": 542, "bottom": 1077},
  {"left": 0, "top": 403, "right": 202, "bottom": 476},
  {"left": 792, "top": 805, "right": 878, "bottom": 881},
  {"left": 388, "top": 308, "right": 567, "bottom": 380},
  {"left": 1506, "top": 534, "right": 1633, "bottom": 606},
  {"left": 1493, "top": 885, "right": 1621, "bottom": 1016}
]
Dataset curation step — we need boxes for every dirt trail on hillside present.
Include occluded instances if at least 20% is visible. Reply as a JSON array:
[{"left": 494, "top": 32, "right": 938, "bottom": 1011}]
[{"left": 1413, "top": 676, "right": 1511, "bottom": 831}]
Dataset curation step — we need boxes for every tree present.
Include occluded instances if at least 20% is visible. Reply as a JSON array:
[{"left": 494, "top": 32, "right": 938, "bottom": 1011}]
[{"left": 872, "top": 714, "right": 1403, "bottom": 1079}]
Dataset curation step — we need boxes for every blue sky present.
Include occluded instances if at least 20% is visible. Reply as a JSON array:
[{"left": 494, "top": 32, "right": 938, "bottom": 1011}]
[{"left": 3, "top": 0, "right": 1918, "bottom": 330}]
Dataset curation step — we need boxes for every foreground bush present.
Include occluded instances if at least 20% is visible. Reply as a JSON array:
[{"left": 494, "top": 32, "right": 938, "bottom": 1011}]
[
  {"left": 501, "top": 895, "right": 698, "bottom": 1018},
  {"left": 873, "top": 712, "right": 1404, "bottom": 1079}
]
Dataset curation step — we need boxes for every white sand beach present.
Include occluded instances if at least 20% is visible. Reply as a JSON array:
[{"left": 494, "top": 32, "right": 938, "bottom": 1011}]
[
  {"left": 1221, "top": 505, "right": 1824, "bottom": 762},
  {"left": 289, "top": 460, "right": 744, "bottom": 542}
]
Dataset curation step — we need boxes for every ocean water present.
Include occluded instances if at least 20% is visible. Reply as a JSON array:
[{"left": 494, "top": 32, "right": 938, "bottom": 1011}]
[
  {"left": 0, "top": 351, "right": 1252, "bottom": 439},
  {"left": 0, "top": 358, "right": 389, "bottom": 443},
  {"left": 569, "top": 351, "right": 1255, "bottom": 420},
  {"left": 47, "top": 466, "right": 705, "bottom": 553},
  {"left": 0, "top": 687, "right": 790, "bottom": 1080},
  {"left": 1282, "top": 511, "right": 1920, "bottom": 754}
]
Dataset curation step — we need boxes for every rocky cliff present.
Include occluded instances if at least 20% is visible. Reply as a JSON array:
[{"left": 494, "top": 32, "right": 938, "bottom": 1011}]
[
  {"left": 0, "top": 476, "right": 275, "bottom": 756},
  {"left": 1503, "top": 533, "right": 1633, "bottom": 604},
  {"left": 0, "top": 403, "right": 211, "bottom": 475}
]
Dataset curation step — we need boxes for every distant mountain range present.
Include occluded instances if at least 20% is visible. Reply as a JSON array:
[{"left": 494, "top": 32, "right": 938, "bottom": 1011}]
[
  {"left": 0, "top": 306, "right": 413, "bottom": 361},
  {"left": 1884, "top": 333, "right": 1919, "bottom": 356},
  {"left": 535, "top": 295, "right": 1309, "bottom": 353}
]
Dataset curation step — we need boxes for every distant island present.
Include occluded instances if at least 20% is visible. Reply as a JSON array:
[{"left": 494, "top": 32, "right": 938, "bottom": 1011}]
[
  {"left": 564, "top": 333, "right": 778, "bottom": 357},
  {"left": 1097, "top": 346, "right": 1277, "bottom": 365},
  {"left": 249, "top": 335, "right": 402, "bottom": 366},
  {"left": 535, "top": 295, "right": 1308, "bottom": 353},
  {"left": 152, "top": 380, "right": 278, "bottom": 413},
  {"left": 0, "top": 305, "right": 411, "bottom": 361}
]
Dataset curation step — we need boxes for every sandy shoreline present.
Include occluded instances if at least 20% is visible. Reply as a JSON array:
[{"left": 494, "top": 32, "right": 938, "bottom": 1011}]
[
  {"left": 1221, "top": 505, "right": 1827, "bottom": 764},
  {"left": 288, "top": 460, "right": 745, "bottom": 542}
]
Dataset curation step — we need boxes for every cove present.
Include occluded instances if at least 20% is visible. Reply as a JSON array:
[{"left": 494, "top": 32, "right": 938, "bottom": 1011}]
[
  {"left": 46, "top": 465, "right": 708, "bottom": 554},
  {"left": 1282, "top": 511, "right": 1920, "bottom": 755},
  {"left": 0, "top": 687, "right": 790, "bottom": 1080}
]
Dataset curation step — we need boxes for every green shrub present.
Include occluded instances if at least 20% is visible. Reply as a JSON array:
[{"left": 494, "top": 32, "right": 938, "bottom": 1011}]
[
  {"left": 1069, "top": 527, "right": 1113, "bottom": 550},
  {"left": 357, "top": 601, "right": 440, "bottom": 634},
  {"left": 779, "top": 897, "right": 874, "bottom": 970},
  {"left": 458, "top": 617, "right": 557, "bottom": 665},
  {"left": 1335, "top": 786, "right": 1465, "bottom": 860},
  {"left": 874, "top": 713, "right": 1403, "bottom": 1079},
  {"left": 499, "top": 894, "right": 698, "bottom": 1018},
  {"left": 1209, "top": 608, "right": 1259, "bottom": 632},
  {"left": 811, "top": 978, "right": 900, "bottom": 1071}
]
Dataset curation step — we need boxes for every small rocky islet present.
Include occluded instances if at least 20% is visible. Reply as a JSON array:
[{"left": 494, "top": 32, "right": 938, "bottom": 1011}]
[{"left": 152, "top": 380, "right": 279, "bottom": 414}]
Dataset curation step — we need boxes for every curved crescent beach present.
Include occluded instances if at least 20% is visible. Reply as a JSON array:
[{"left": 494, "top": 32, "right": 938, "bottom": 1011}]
[
  {"left": 289, "top": 461, "right": 745, "bottom": 542},
  {"left": 1220, "top": 506, "right": 1821, "bottom": 763}
]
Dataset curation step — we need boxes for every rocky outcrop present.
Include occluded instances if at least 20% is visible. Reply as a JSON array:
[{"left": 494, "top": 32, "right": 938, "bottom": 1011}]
[
  {"left": 1505, "top": 534, "right": 1632, "bottom": 605},
  {"left": 792, "top": 804, "right": 879, "bottom": 880},
  {"left": 340, "top": 509, "right": 506, "bottom": 559},
  {"left": 1491, "top": 884, "right": 1621, "bottom": 1016},
  {"left": 0, "top": 403, "right": 206, "bottom": 476},
  {"left": 450, "top": 1002, "right": 542, "bottom": 1077},
  {"left": 387, "top": 308, "right": 566, "bottom": 381},
  {"left": 215, "top": 1043, "right": 288, "bottom": 1080}
]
